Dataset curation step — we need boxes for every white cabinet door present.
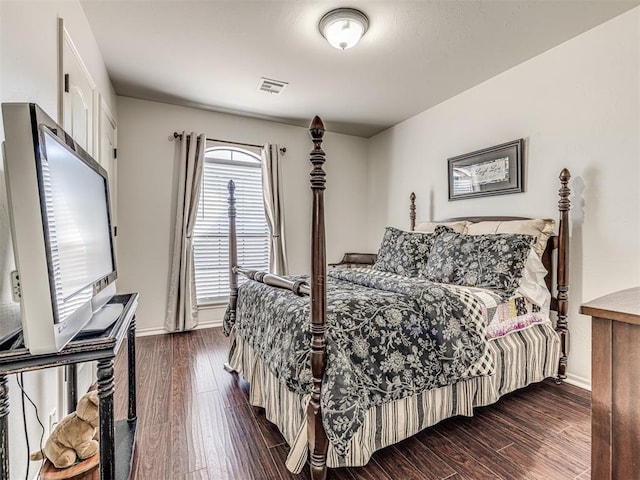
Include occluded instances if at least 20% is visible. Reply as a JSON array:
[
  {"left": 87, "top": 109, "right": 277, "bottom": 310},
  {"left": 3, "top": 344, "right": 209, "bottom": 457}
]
[
  {"left": 99, "top": 97, "right": 118, "bottom": 251},
  {"left": 59, "top": 20, "right": 96, "bottom": 155}
]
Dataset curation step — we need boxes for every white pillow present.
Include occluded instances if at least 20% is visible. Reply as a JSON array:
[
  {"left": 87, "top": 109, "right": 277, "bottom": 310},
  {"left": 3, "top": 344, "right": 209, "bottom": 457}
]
[{"left": 516, "top": 249, "right": 551, "bottom": 316}]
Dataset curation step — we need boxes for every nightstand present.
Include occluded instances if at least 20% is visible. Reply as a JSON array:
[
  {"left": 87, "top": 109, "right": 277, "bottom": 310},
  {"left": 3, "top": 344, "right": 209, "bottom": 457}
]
[{"left": 329, "top": 253, "right": 377, "bottom": 268}]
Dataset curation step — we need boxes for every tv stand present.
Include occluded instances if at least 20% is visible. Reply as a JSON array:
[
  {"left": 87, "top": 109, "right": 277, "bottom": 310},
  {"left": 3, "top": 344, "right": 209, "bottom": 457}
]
[
  {"left": 81, "top": 303, "right": 125, "bottom": 336},
  {"left": 0, "top": 293, "right": 139, "bottom": 480}
]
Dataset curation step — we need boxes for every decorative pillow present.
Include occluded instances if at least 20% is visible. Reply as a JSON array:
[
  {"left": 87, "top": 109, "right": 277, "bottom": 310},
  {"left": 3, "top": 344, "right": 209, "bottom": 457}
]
[
  {"left": 424, "top": 227, "right": 535, "bottom": 299},
  {"left": 373, "top": 227, "right": 435, "bottom": 277},
  {"left": 466, "top": 219, "right": 555, "bottom": 258},
  {"left": 415, "top": 220, "right": 470, "bottom": 234}
]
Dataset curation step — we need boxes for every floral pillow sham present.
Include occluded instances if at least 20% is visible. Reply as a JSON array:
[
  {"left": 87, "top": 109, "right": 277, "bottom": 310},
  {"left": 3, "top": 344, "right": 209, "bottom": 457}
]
[
  {"left": 424, "top": 226, "right": 534, "bottom": 300},
  {"left": 373, "top": 227, "right": 435, "bottom": 277},
  {"left": 466, "top": 218, "right": 555, "bottom": 258}
]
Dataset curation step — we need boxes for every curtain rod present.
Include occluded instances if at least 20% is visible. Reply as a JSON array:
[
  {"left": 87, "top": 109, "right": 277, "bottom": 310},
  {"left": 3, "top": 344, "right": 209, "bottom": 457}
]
[{"left": 172, "top": 132, "right": 286, "bottom": 154}]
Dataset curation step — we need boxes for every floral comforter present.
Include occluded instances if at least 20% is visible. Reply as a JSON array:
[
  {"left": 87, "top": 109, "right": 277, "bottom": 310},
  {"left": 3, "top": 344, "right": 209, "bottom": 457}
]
[{"left": 223, "top": 268, "right": 492, "bottom": 455}]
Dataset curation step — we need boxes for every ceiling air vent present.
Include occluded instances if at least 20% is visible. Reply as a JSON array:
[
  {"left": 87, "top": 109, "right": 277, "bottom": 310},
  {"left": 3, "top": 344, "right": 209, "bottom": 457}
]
[{"left": 258, "top": 77, "right": 288, "bottom": 95}]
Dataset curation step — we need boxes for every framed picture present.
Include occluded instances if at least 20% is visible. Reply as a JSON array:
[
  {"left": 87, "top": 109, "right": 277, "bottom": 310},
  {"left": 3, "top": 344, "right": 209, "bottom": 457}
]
[{"left": 448, "top": 139, "right": 524, "bottom": 201}]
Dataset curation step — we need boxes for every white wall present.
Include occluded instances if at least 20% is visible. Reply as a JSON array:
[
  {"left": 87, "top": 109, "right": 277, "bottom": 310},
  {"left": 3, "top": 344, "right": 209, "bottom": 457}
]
[
  {"left": 0, "top": 0, "right": 116, "bottom": 122},
  {"left": 0, "top": 2, "right": 116, "bottom": 478},
  {"left": 366, "top": 7, "right": 640, "bottom": 389},
  {"left": 116, "top": 97, "right": 369, "bottom": 334}
]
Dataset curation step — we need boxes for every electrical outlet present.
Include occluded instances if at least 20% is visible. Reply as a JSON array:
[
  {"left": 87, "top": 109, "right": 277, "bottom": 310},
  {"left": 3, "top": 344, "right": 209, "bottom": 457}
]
[
  {"left": 48, "top": 409, "right": 57, "bottom": 433},
  {"left": 10, "top": 270, "right": 21, "bottom": 302}
]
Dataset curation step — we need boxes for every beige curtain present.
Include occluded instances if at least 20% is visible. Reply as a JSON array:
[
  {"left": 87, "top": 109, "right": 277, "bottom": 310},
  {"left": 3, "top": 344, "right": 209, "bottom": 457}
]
[
  {"left": 261, "top": 144, "right": 288, "bottom": 275},
  {"left": 166, "top": 132, "right": 205, "bottom": 332}
]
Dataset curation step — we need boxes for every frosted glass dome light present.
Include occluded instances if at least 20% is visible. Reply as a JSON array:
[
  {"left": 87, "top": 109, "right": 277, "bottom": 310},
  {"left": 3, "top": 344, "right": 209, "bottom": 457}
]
[{"left": 319, "top": 8, "right": 369, "bottom": 50}]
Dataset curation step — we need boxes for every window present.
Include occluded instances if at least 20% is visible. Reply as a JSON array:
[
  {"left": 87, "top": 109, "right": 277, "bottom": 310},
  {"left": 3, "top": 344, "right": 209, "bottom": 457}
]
[{"left": 193, "top": 147, "right": 269, "bottom": 304}]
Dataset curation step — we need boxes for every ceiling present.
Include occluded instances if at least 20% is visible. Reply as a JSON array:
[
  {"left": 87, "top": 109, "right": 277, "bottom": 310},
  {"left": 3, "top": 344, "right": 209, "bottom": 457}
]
[{"left": 81, "top": 0, "right": 638, "bottom": 137}]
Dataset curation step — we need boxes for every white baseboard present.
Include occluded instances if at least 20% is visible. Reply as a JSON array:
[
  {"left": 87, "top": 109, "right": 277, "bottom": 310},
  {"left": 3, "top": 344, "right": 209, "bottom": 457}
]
[
  {"left": 194, "top": 319, "right": 223, "bottom": 330},
  {"left": 135, "top": 326, "right": 167, "bottom": 337},
  {"left": 135, "top": 319, "right": 223, "bottom": 337},
  {"left": 564, "top": 373, "right": 591, "bottom": 391}
]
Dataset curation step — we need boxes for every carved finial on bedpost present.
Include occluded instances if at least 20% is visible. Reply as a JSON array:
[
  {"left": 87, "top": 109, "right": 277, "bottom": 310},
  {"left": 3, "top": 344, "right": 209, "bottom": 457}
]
[
  {"left": 558, "top": 169, "right": 571, "bottom": 213},
  {"left": 228, "top": 180, "right": 238, "bottom": 328},
  {"left": 556, "top": 168, "right": 571, "bottom": 382},
  {"left": 309, "top": 115, "right": 326, "bottom": 191},
  {"left": 410, "top": 192, "right": 416, "bottom": 231},
  {"left": 307, "top": 115, "right": 329, "bottom": 480}
]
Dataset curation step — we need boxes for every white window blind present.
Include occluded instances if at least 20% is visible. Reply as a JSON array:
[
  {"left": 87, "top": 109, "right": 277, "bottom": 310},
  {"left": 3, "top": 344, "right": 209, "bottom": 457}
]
[{"left": 193, "top": 148, "right": 269, "bottom": 304}]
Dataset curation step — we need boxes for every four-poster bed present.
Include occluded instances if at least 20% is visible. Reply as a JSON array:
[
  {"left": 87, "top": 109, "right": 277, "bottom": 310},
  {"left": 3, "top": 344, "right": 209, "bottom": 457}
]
[{"left": 224, "top": 116, "right": 571, "bottom": 479}]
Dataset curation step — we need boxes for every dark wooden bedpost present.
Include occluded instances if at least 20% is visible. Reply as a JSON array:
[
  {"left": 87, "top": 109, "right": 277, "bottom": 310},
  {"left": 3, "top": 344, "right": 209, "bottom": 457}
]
[
  {"left": 307, "top": 115, "right": 329, "bottom": 480},
  {"left": 228, "top": 179, "right": 239, "bottom": 328},
  {"left": 410, "top": 192, "right": 416, "bottom": 231},
  {"left": 556, "top": 168, "right": 571, "bottom": 382}
]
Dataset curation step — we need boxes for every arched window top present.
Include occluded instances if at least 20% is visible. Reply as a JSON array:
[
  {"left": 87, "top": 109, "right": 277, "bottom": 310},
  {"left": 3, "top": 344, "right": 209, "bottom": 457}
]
[{"left": 205, "top": 147, "right": 261, "bottom": 167}]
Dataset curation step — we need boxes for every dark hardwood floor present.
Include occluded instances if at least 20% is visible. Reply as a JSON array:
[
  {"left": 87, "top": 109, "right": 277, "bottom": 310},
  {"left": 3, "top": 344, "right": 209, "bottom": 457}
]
[{"left": 114, "top": 328, "right": 591, "bottom": 480}]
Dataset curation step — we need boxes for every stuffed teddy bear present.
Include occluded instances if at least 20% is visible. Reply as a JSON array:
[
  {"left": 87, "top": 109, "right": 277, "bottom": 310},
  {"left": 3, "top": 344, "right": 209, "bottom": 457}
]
[{"left": 30, "top": 390, "right": 100, "bottom": 469}]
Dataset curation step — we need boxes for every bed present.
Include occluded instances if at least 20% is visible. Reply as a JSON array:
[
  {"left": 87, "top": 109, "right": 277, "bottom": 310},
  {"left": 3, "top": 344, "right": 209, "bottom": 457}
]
[{"left": 223, "top": 116, "right": 571, "bottom": 479}]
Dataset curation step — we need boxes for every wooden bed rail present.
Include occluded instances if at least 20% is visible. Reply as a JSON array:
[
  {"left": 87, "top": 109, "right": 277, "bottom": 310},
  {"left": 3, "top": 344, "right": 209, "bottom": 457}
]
[{"left": 233, "top": 266, "right": 311, "bottom": 296}]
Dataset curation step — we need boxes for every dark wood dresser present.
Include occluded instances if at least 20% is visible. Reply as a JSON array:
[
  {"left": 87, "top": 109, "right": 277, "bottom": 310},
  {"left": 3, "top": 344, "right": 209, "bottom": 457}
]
[{"left": 580, "top": 287, "right": 640, "bottom": 480}]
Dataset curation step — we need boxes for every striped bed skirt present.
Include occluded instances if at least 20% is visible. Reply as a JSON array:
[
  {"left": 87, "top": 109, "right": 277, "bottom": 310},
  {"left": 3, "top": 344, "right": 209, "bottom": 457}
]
[{"left": 228, "top": 323, "right": 560, "bottom": 473}]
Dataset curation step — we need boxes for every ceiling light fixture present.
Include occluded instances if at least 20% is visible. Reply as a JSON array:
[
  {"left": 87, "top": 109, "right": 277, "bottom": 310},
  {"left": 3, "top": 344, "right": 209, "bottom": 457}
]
[{"left": 319, "top": 8, "right": 369, "bottom": 50}]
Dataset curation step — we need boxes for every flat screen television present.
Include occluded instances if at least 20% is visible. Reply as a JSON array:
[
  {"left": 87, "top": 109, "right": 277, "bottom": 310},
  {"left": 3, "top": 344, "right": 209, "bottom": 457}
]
[{"left": 2, "top": 103, "right": 121, "bottom": 354}]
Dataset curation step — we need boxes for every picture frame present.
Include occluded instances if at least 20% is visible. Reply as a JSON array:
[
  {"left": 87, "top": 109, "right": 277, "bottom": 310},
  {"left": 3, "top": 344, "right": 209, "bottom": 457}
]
[{"left": 448, "top": 139, "right": 524, "bottom": 201}]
